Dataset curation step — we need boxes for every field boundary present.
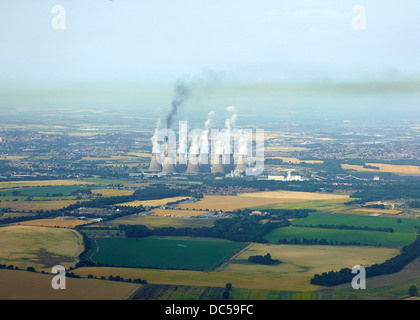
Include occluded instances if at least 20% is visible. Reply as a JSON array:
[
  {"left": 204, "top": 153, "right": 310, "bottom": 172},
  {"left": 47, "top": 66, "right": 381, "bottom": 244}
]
[{"left": 213, "top": 242, "right": 253, "bottom": 271}]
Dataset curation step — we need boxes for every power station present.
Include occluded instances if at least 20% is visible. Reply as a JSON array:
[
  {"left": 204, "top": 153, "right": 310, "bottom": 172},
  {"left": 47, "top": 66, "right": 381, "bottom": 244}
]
[{"left": 148, "top": 150, "right": 249, "bottom": 176}]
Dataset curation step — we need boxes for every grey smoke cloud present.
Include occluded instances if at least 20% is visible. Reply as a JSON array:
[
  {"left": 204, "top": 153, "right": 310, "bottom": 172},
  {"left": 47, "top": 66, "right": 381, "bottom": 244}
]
[{"left": 166, "top": 81, "right": 191, "bottom": 129}]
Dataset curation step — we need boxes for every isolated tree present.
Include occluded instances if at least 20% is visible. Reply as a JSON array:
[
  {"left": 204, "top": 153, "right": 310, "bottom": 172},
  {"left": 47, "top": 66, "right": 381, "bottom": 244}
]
[
  {"left": 222, "top": 291, "right": 230, "bottom": 300},
  {"left": 226, "top": 283, "right": 232, "bottom": 291},
  {"left": 408, "top": 285, "right": 418, "bottom": 297}
]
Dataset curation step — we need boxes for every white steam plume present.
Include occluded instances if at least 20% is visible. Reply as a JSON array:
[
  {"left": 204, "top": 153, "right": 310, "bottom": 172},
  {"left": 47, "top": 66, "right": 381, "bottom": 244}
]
[
  {"left": 151, "top": 118, "right": 162, "bottom": 154},
  {"left": 222, "top": 106, "right": 237, "bottom": 155}
]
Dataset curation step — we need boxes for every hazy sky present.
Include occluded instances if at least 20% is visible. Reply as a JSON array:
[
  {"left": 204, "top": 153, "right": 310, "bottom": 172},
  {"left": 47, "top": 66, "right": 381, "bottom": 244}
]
[{"left": 1, "top": 0, "right": 419, "bottom": 85}]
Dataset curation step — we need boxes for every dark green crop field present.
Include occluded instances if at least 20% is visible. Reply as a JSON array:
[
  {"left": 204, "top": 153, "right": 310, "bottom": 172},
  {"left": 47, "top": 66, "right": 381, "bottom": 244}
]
[
  {"left": 0, "top": 185, "right": 92, "bottom": 197},
  {"left": 291, "top": 212, "right": 420, "bottom": 233},
  {"left": 263, "top": 226, "right": 416, "bottom": 247},
  {"left": 87, "top": 236, "right": 246, "bottom": 271}
]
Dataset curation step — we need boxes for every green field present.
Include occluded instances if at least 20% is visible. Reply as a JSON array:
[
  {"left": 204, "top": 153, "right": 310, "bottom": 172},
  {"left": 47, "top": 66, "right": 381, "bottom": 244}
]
[
  {"left": 291, "top": 212, "right": 420, "bottom": 234},
  {"left": 253, "top": 198, "right": 352, "bottom": 212},
  {"left": 80, "top": 178, "right": 140, "bottom": 185},
  {"left": 263, "top": 226, "right": 416, "bottom": 247},
  {"left": 0, "top": 185, "right": 92, "bottom": 197},
  {"left": 87, "top": 236, "right": 246, "bottom": 271}
]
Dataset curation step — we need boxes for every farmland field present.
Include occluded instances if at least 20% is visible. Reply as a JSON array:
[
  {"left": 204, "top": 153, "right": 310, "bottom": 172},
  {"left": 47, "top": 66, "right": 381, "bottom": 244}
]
[
  {"left": 176, "top": 192, "right": 349, "bottom": 212},
  {"left": 86, "top": 236, "right": 246, "bottom": 271},
  {"left": 0, "top": 199, "right": 83, "bottom": 211},
  {"left": 253, "top": 197, "right": 352, "bottom": 212},
  {"left": 263, "top": 226, "right": 416, "bottom": 247},
  {"left": 342, "top": 163, "right": 420, "bottom": 175},
  {"left": 0, "top": 185, "right": 92, "bottom": 197},
  {"left": 91, "top": 188, "right": 135, "bottom": 197},
  {"left": 353, "top": 208, "right": 402, "bottom": 215},
  {"left": 132, "top": 284, "right": 320, "bottom": 300},
  {"left": 74, "top": 244, "right": 399, "bottom": 292},
  {"left": 100, "top": 214, "right": 216, "bottom": 229},
  {"left": 149, "top": 209, "right": 206, "bottom": 217},
  {"left": 118, "top": 196, "right": 192, "bottom": 207},
  {"left": 0, "top": 225, "right": 84, "bottom": 271},
  {"left": 14, "top": 218, "right": 90, "bottom": 228},
  {"left": 316, "top": 258, "right": 420, "bottom": 300},
  {"left": 79, "top": 178, "right": 141, "bottom": 185},
  {"left": 0, "top": 269, "right": 141, "bottom": 300},
  {"left": 237, "top": 191, "right": 348, "bottom": 200},
  {"left": 291, "top": 212, "right": 420, "bottom": 233},
  {"left": 0, "top": 179, "right": 92, "bottom": 189}
]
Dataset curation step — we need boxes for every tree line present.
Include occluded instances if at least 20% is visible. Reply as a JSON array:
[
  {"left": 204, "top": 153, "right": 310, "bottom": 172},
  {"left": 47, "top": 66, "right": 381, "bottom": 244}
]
[
  {"left": 295, "top": 224, "right": 394, "bottom": 233},
  {"left": 310, "top": 236, "right": 420, "bottom": 286},
  {"left": 277, "top": 238, "right": 364, "bottom": 246},
  {"left": 248, "top": 253, "right": 281, "bottom": 265},
  {"left": 122, "top": 214, "right": 290, "bottom": 243},
  {"left": 64, "top": 184, "right": 203, "bottom": 211},
  {"left": 350, "top": 182, "right": 420, "bottom": 204}
]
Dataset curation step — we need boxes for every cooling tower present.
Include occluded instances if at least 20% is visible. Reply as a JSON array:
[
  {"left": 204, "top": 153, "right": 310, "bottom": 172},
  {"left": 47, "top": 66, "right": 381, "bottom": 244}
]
[
  {"left": 148, "top": 153, "right": 162, "bottom": 172},
  {"left": 162, "top": 156, "right": 176, "bottom": 174},
  {"left": 236, "top": 155, "right": 247, "bottom": 172},
  {"left": 176, "top": 153, "right": 187, "bottom": 173},
  {"left": 211, "top": 154, "right": 225, "bottom": 174},
  {"left": 186, "top": 155, "right": 200, "bottom": 174},
  {"left": 223, "top": 154, "right": 235, "bottom": 173},
  {"left": 199, "top": 153, "right": 211, "bottom": 173}
]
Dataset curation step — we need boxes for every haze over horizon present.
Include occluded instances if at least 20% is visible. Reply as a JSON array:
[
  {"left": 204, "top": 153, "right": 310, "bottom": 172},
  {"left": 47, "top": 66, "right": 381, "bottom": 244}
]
[{"left": 0, "top": 0, "right": 419, "bottom": 119}]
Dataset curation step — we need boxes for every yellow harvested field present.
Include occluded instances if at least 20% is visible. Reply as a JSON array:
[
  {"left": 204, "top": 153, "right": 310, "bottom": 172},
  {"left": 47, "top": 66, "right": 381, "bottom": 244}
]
[
  {"left": 238, "top": 191, "right": 348, "bottom": 200},
  {"left": 150, "top": 209, "right": 205, "bottom": 217},
  {"left": 0, "top": 156, "right": 29, "bottom": 160},
  {"left": 0, "top": 269, "right": 141, "bottom": 300},
  {"left": 176, "top": 192, "right": 348, "bottom": 211},
  {"left": 117, "top": 197, "right": 192, "bottom": 207},
  {"left": 14, "top": 218, "right": 90, "bottom": 228},
  {"left": 92, "top": 188, "right": 135, "bottom": 197},
  {"left": 0, "top": 225, "right": 84, "bottom": 271},
  {"left": 342, "top": 163, "right": 420, "bottom": 175},
  {"left": 74, "top": 244, "right": 398, "bottom": 291},
  {"left": 0, "top": 179, "right": 91, "bottom": 189},
  {"left": 127, "top": 152, "right": 151, "bottom": 158},
  {"left": 0, "top": 200, "right": 82, "bottom": 211}
]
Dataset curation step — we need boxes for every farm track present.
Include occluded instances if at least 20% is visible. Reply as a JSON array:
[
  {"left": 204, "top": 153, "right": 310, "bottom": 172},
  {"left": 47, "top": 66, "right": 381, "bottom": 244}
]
[
  {"left": 211, "top": 242, "right": 252, "bottom": 272},
  {"left": 89, "top": 238, "right": 100, "bottom": 264}
]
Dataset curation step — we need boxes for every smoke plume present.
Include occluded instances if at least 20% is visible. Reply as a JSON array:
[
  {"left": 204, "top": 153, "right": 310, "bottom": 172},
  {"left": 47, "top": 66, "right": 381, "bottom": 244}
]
[{"left": 166, "top": 82, "right": 191, "bottom": 129}]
